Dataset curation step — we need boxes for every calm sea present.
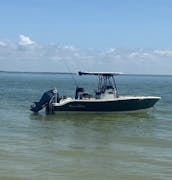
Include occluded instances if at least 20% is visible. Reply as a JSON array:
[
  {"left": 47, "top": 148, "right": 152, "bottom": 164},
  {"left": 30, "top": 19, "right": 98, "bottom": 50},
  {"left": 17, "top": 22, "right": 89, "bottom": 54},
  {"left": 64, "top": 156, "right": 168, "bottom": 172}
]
[{"left": 0, "top": 72, "right": 172, "bottom": 180}]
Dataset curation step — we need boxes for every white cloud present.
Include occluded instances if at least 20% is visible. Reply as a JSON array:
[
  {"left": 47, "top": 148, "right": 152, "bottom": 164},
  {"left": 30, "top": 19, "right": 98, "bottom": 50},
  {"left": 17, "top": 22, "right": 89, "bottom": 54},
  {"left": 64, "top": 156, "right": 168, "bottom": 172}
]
[
  {"left": 0, "top": 36, "right": 172, "bottom": 74},
  {"left": 106, "top": 48, "right": 116, "bottom": 54},
  {"left": 63, "top": 45, "right": 78, "bottom": 51},
  {"left": 153, "top": 49, "right": 172, "bottom": 57},
  {"left": 19, "top": 34, "right": 35, "bottom": 46},
  {"left": 128, "top": 52, "right": 139, "bottom": 58},
  {"left": 0, "top": 41, "right": 6, "bottom": 47}
]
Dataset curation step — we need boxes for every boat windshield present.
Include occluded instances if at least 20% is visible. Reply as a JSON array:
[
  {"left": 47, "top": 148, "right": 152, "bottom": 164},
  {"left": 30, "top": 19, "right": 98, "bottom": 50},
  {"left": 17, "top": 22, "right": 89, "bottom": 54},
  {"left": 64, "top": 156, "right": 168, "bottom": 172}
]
[{"left": 78, "top": 71, "right": 120, "bottom": 98}]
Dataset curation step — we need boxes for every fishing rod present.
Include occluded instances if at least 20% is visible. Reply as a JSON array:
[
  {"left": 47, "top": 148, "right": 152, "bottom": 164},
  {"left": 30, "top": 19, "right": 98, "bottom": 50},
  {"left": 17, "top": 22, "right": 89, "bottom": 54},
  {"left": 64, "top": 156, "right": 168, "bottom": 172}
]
[{"left": 62, "top": 58, "right": 78, "bottom": 87}]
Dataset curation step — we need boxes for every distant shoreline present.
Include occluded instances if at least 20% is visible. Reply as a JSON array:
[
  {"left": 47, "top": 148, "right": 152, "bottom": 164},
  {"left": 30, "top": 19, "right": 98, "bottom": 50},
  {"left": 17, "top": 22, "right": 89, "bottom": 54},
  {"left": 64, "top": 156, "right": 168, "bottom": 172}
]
[
  {"left": 0, "top": 70, "right": 171, "bottom": 76},
  {"left": 0, "top": 71, "right": 75, "bottom": 75}
]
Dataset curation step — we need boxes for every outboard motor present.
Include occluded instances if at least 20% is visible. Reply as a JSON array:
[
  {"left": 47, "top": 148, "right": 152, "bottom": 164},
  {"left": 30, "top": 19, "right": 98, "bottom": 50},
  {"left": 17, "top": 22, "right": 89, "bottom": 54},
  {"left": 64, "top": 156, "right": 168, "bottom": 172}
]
[{"left": 30, "top": 89, "right": 59, "bottom": 112}]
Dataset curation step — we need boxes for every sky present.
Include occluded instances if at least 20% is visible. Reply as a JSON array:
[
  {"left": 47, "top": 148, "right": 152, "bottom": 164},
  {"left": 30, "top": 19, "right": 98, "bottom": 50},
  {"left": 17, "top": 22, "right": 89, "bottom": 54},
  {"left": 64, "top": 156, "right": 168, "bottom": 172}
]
[{"left": 0, "top": 0, "right": 172, "bottom": 74}]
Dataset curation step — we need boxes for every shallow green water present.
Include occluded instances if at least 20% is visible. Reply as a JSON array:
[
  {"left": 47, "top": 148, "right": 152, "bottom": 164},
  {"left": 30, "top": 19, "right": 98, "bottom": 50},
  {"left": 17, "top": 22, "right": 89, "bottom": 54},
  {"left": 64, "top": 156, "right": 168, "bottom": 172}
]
[{"left": 0, "top": 72, "right": 172, "bottom": 180}]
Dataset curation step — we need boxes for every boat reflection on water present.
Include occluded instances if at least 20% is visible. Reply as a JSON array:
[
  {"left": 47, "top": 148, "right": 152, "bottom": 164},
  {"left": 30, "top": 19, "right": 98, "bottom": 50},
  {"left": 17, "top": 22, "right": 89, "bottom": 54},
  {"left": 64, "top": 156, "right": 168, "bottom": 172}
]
[{"left": 30, "top": 109, "right": 154, "bottom": 122}]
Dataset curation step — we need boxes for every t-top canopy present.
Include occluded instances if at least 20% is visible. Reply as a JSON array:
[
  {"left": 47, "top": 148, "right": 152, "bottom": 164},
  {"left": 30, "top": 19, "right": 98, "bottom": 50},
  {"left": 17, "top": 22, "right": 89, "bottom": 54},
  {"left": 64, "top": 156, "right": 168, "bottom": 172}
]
[{"left": 78, "top": 71, "right": 122, "bottom": 76}]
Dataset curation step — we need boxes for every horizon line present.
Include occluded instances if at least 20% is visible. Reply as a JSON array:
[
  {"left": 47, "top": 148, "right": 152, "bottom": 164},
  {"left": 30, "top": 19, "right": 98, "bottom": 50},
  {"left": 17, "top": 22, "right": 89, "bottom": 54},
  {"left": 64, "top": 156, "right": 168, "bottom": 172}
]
[{"left": 0, "top": 70, "right": 172, "bottom": 76}]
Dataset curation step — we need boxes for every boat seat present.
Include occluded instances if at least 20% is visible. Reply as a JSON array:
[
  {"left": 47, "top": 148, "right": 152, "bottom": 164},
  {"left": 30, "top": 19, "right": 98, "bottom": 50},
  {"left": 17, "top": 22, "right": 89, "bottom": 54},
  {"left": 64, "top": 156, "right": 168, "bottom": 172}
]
[{"left": 80, "top": 93, "right": 93, "bottom": 99}]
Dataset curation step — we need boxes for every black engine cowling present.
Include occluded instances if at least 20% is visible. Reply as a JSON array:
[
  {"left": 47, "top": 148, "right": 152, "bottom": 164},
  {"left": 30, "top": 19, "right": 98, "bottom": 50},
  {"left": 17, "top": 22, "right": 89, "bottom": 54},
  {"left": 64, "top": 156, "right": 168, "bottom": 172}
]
[{"left": 30, "top": 89, "right": 58, "bottom": 112}]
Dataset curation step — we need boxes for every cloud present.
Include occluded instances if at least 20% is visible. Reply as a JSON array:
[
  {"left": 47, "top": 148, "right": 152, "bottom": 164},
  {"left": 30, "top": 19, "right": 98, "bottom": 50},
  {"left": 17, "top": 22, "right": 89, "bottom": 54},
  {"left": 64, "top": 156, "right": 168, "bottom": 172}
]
[
  {"left": 0, "top": 41, "right": 7, "bottom": 47},
  {"left": 0, "top": 35, "right": 172, "bottom": 74},
  {"left": 19, "top": 34, "right": 35, "bottom": 46},
  {"left": 153, "top": 49, "right": 172, "bottom": 57},
  {"left": 128, "top": 52, "right": 139, "bottom": 59}
]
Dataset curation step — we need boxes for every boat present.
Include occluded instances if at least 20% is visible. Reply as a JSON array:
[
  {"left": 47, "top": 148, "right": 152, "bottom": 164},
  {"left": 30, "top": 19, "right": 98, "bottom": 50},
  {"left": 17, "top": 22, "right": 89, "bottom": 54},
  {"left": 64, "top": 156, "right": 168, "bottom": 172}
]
[{"left": 30, "top": 71, "right": 161, "bottom": 113}]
